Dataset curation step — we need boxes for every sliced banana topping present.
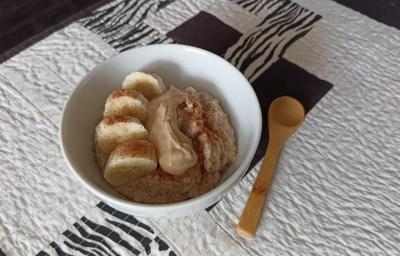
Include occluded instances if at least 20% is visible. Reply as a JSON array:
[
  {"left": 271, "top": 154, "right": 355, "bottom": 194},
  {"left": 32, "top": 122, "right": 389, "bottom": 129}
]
[
  {"left": 104, "top": 88, "right": 149, "bottom": 122},
  {"left": 95, "top": 115, "right": 148, "bottom": 156},
  {"left": 104, "top": 140, "right": 157, "bottom": 185},
  {"left": 122, "top": 71, "right": 166, "bottom": 100}
]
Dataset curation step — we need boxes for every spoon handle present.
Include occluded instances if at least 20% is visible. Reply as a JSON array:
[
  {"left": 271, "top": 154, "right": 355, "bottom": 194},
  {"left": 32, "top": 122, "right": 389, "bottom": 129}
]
[{"left": 237, "top": 139, "right": 283, "bottom": 238}]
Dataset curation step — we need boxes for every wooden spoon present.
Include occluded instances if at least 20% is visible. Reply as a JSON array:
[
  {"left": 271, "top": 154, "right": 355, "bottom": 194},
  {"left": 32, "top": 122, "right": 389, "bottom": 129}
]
[{"left": 237, "top": 96, "right": 305, "bottom": 238}]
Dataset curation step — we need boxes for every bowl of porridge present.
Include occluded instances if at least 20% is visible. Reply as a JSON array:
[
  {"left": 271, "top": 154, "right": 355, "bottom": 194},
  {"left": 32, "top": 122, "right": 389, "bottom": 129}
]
[{"left": 60, "top": 44, "right": 262, "bottom": 217}]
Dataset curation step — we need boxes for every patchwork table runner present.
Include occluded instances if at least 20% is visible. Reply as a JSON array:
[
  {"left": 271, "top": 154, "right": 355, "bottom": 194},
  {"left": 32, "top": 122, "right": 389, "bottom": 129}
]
[{"left": 0, "top": 0, "right": 399, "bottom": 255}]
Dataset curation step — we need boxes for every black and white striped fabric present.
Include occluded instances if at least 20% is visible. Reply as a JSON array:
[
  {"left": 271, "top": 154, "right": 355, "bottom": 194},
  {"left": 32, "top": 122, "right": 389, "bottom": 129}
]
[
  {"left": 231, "top": 0, "right": 287, "bottom": 15},
  {"left": 79, "top": 0, "right": 173, "bottom": 52},
  {"left": 39, "top": 203, "right": 177, "bottom": 256},
  {"left": 225, "top": 1, "right": 321, "bottom": 82},
  {"left": 79, "top": 0, "right": 157, "bottom": 35}
]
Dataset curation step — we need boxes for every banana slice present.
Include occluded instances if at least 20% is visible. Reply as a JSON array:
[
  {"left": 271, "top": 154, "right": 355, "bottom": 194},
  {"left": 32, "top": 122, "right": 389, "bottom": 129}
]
[
  {"left": 104, "top": 140, "right": 157, "bottom": 185},
  {"left": 95, "top": 115, "right": 148, "bottom": 158},
  {"left": 122, "top": 71, "right": 166, "bottom": 100},
  {"left": 104, "top": 88, "right": 148, "bottom": 122}
]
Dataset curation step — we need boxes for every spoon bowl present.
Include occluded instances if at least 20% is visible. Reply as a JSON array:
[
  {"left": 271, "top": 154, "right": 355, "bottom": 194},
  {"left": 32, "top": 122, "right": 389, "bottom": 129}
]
[{"left": 269, "top": 96, "right": 305, "bottom": 128}]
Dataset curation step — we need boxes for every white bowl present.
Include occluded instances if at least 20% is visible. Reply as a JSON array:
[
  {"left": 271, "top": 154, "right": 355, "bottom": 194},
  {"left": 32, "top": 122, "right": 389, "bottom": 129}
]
[{"left": 60, "top": 44, "right": 262, "bottom": 217}]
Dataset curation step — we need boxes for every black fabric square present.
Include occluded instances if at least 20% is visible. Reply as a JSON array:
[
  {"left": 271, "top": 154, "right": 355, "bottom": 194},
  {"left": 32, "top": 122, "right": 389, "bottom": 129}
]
[
  {"left": 250, "top": 58, "right": 333, "bottom": 161},
  {"left": 167, "top": 11, "right": 242, "bottom": 56}
]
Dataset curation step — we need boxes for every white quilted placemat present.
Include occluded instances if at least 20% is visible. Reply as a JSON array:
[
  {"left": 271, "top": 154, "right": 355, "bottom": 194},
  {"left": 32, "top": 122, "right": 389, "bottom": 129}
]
[{"left": 0, "top": 0, "right": 399, "bottom": 255}]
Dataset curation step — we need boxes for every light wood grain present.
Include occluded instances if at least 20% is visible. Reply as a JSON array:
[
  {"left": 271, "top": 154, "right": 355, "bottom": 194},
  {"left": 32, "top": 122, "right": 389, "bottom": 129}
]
[{"left": 237, "top": 96, "right": 305, "bottom": 238}]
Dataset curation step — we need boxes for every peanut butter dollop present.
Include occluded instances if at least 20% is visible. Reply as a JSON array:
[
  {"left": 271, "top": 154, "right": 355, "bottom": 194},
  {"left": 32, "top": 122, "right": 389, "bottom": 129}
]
[{"left": 146, "top": 87, "right": 198, "bottom": 175}]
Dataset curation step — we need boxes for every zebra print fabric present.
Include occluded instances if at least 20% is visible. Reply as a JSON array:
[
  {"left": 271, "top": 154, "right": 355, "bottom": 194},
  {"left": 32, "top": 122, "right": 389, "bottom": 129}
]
[
  {"left": 79, "top": 0, "right": 173, "bottom": 52},
  {"left": 226, "top": 0, "right": 321, "bottom": 82},
  {"left": 231, "top": 0, "right": 287, "bottom": 15},
  {"left": 38, "top": 202, "right": 177, "bottom": 256},
  {"left": 105, "top": 21, "right": 172, "bottom": 52},
  {"left": 157, "top": 0, "right": 177, "bottom": 11},
  {"left": 79, "top": 0, "right": 156, "bottom": 35}
]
